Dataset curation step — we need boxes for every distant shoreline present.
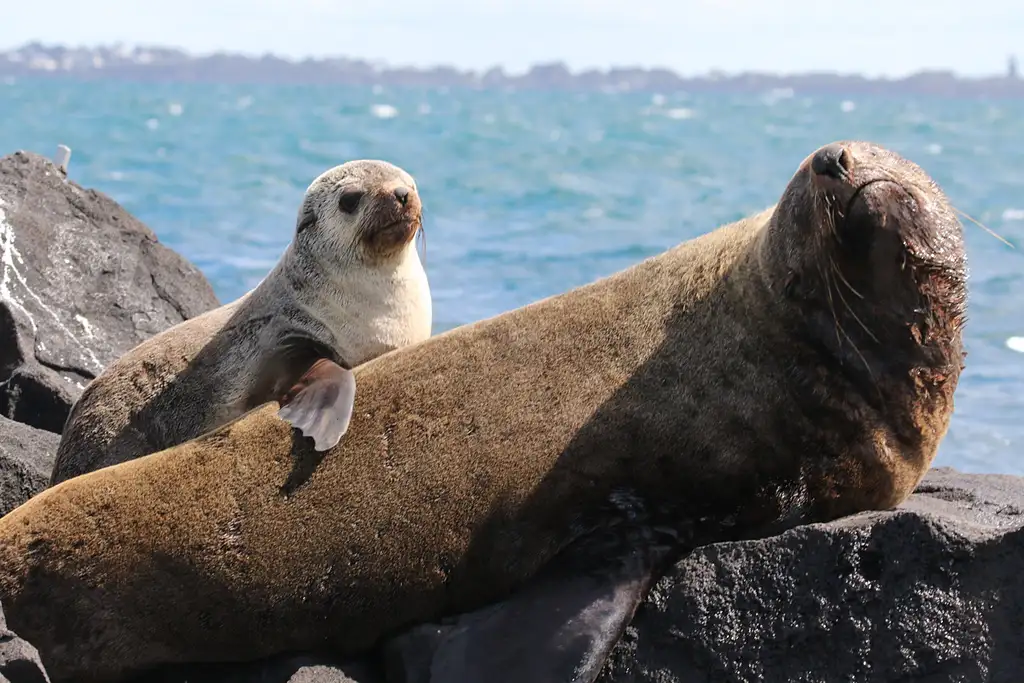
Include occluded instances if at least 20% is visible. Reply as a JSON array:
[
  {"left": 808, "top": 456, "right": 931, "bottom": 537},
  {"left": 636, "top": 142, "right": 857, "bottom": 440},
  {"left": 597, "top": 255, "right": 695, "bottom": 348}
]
[{"left": 4, "top": 42, "right": 1024, "bottom": 98}]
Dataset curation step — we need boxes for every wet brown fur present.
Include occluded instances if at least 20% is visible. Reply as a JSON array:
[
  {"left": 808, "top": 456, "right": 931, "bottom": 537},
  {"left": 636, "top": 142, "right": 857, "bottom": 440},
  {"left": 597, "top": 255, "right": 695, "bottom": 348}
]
[
  {"left": 0, "top": 141, "right": 966, "bottom": 682},
  {"left": 50, "top": 160, "right": 430, "bottom": 485}
]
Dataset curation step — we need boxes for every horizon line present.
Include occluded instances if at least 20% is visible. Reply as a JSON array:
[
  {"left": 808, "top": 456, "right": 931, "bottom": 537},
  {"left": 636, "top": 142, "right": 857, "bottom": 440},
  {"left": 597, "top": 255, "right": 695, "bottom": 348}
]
[{"left": 3, "top": 40, "right": 1017, "bottom": 82}]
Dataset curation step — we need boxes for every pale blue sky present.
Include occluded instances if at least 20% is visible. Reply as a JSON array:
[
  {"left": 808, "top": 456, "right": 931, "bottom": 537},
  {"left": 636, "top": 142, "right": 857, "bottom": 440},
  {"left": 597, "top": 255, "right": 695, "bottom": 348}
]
[{"left": 5, "top": 0, "right": 1023, "bottom": 76}]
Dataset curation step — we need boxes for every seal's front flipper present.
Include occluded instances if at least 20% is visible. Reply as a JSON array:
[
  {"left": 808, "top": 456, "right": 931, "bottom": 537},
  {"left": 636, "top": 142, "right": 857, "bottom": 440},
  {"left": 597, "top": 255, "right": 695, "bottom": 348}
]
[
  {"left": 381, "top": 533, "right": 670, "bottom": 683},
  {"left": 277, "top": 358, "right": 356, "bottom": 451}
]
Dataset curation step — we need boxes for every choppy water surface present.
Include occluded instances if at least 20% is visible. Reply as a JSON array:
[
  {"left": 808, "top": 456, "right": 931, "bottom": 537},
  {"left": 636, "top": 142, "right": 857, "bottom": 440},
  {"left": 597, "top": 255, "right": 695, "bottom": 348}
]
[{"left": 2, "top": 80, "right": 1022, "bottom": 474}]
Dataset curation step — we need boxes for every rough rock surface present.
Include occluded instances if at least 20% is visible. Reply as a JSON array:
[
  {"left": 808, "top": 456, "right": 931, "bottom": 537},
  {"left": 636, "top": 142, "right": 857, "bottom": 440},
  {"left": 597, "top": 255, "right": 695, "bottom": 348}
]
[
  {"left": 0, "top": 415, "right": 57, "bottom": 517},
  {"left": 0, "top": 601, "right": 50, "bottom": 683},
  {"left": 596, "top": 466, "right": 1024, "bottom": 683},
  {"left": 131, "top": 655, "right": 376, "bottom": 683},
  {"left": 0, "top": 150, "right": 219, "bottom": 434}
]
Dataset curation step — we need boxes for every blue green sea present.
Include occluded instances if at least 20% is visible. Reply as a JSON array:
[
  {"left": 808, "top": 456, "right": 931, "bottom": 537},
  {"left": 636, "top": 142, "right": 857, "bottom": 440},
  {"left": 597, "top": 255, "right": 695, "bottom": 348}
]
[{"left": 2, "top": 79, "right": 1022, "bottom": 474}]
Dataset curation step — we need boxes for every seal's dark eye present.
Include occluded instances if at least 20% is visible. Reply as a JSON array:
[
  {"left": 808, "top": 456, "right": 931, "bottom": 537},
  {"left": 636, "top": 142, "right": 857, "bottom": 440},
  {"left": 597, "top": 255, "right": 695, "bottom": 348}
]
[{"left": 338, "top": 190, "right": 364, "bottom": 214}]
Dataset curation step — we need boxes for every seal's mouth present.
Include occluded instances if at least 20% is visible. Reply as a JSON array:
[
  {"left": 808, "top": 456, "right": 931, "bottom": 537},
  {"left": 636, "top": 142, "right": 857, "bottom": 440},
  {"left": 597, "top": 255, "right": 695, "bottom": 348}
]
[
  {"left": 818, "top": 172, "right": 964, "bottom": 293},
  {"left": 803, "top": 143, "right": 962, "bottom": 274},
  {"left": 379, "top": 217, "right": 422, "bottom": 243},
  {"left": 826, "top": 177, "right": 914, "bottom": 252},
  {"left": 362, "top": 214, "right": 423, "bottom": 256},
  {"left": 840, "top": 178, "right": 891, "bottom": 218}
]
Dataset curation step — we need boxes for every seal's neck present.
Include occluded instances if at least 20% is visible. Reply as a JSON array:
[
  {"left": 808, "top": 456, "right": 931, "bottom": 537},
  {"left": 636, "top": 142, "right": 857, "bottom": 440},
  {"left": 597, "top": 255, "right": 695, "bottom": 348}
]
[
  {"left": 747, "top": 203, "right": 965, "bottom": 518},
  {"left": 272, "top": 241, "right": 432, "bottom": 366}
]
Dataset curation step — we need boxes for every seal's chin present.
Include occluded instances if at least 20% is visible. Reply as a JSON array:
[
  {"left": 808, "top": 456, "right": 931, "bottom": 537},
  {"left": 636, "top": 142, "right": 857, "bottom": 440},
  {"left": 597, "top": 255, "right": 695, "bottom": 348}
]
[
  {"left": 363, "top": 216, "right": 422, "bottom": 257},
  {"left": 829, "top": 179, "right": 912, "bottom": 237},
  {"left": 813, "top": 178, "right": 918, "bottom": 294},
  {"left": 814, "top": 172, "right": 966, "bottom": 334}
]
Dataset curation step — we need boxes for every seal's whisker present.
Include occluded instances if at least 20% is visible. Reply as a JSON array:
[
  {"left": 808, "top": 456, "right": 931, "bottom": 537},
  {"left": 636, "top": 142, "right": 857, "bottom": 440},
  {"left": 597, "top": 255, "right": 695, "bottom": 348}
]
[
  {"left": 817, "top": 183, "right": 878, "bottom": 348},
  {"left": 816, "top": 192, "right": 831, "bottom": 237},
  {"left": 831, "top": 255, "right": 864, "bottom": 299},
  {"left": 821, "top": 259, "right": 843, "bottom": 353},
  {"left": 952, "top": 206, "right": 1014, "bottom": 248},
  {"left": 822, "top": 255, "right": 878, "bottom": 384},
  {"left": 823, "top": 194, "right": 842, "bottom": 243},
  {"left": 416, "top": 221, "right": 427, "bottom": 268},
  {"left": 829, "top": 259, "right": 864, "bottom": 299},
  {"left": 837, "top": 321, "right": 883, "bottom": 403},
  {"left": 830, "top": 261, "right": 879, "bottom": 345}
]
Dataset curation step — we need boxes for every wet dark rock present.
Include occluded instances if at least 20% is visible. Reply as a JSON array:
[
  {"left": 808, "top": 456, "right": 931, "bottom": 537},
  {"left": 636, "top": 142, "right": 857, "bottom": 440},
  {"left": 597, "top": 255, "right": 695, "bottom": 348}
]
[
  {"left": 596, "top": 466, "right": 1024, "bottom": 683},
  {"left": 0, "top": 150, "right": 219, "bottom": 434},
  {"left": 0, "top": 414, "right": 57, "bottom": 517},
  {"left": 130, "top": 655, "right": 377, "bottom": 683},
  {"left": 0, "top": 600, "right": 50, "bottom": 683}
]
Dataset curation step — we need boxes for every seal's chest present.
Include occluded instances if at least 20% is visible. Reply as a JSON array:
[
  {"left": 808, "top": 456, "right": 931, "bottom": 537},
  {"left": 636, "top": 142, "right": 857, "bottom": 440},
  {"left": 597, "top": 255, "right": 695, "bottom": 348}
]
[{"left": 331, "top": 265, "right": 432, "bottom": 362}]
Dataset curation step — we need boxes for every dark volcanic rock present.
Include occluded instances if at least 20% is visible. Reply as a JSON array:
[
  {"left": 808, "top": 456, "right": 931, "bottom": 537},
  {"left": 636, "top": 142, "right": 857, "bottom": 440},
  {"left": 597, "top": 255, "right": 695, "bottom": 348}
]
[
  {"left": 0, "top": 414, "right": 57, "bottom": 516},
  {"left": 596, "top": 466, "right": 1024, "bottom": 683},
  {"left": 0, "top": 150, "right": 219, "bottom": 433},
  {"left": 131, "top": 655, "right": 377, "bottom": 683},
  {"left": 0, "top": 601, "right": 50, "bottom": 683}
]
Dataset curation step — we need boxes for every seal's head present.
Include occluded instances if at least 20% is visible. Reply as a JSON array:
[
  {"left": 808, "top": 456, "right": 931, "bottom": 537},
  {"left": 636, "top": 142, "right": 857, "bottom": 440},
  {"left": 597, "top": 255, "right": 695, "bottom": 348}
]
[
  {"left": 764, "top": 140, "right": 967, "bottom": 369},
  {"left": 754, "top": 141, "right": 968, "bottom": 506},
  {"left": 294, "top": 159, "right": 423, "bottom": 262}
]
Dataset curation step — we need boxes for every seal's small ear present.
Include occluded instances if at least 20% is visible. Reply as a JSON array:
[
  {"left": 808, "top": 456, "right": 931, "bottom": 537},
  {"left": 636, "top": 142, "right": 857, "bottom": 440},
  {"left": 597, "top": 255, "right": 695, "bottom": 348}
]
[
  {"left": 277, "top": 358, "right": 356, "bottom": 451},
  {"left": 296, "top": 203, "right": 317, "bottom": 234}
]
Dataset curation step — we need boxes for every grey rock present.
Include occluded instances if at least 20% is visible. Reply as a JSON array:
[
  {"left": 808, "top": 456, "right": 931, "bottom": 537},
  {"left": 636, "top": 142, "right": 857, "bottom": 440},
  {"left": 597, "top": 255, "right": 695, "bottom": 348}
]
[
  {"left": 0, "top": 150, "right": 219, "bottom": 434},
  {"left": 0, "top": 601, "right": 50, "bottom": 683},
  {"left": 130, "top": 655, "right": 378, "bottom": 683},
  {"left": 284, "top": 664, "right": 373, "bottom": 683},
  {"left": 0, "top": 414, "right": 58, "bottom": 516},
  {"left": 596, "top": 466, "right": 1024, "bottom": 683}
]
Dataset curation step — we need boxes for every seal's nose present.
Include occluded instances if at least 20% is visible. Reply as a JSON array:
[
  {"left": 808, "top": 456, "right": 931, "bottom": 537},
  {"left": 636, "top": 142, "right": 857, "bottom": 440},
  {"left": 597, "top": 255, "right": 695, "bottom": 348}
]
[
  {"left": 394, "top": 186, "right": 410, "bottom": 206},
  {"left": 810, "top": 143, "right": 852, "bottom": 181}
]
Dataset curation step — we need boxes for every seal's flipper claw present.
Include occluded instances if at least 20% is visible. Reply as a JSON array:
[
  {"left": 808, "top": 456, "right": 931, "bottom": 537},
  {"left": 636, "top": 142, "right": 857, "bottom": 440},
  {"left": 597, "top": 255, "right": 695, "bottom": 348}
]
[
  {"left": 381, "top": 536, "right": 666, "bottom": 683},
  {"left": 277, "top": 359, "right": 356, "bottom": 451}
]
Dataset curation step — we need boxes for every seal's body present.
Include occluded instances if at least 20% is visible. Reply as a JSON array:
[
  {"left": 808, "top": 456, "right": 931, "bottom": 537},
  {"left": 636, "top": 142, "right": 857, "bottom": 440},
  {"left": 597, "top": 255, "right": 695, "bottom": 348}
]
[
  {"left": 0, "top": 142, "right": 966, "bottom": 683},
  {"left": 51, "top": 160, "right": 431, "bottom": 483}
]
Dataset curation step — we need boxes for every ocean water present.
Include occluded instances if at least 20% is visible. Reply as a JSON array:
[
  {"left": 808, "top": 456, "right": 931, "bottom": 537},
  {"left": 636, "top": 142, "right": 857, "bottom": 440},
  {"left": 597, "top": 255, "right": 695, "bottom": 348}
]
[{"left": 2, "top": 80, "right": 1022, "bottom": 475}]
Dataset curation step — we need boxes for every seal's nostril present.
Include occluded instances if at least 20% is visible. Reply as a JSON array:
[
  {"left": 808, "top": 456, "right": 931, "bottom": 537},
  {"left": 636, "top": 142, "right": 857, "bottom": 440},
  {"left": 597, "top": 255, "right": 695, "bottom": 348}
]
[
  {"left": 811, "top": 143, "right": 852, "bottom": 181},
  {"left": 394, "top": 186, "right": 410, "bottom": 206}
]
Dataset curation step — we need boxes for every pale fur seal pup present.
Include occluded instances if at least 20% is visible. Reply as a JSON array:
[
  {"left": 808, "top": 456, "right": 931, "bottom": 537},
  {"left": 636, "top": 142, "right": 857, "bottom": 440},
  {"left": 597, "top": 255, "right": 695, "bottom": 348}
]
[
  {"left": 0, "top": 141, "right": 966, "bottom": 683},
  {"left": 50, "top": 159, "right": 431, "bottom": 484}
]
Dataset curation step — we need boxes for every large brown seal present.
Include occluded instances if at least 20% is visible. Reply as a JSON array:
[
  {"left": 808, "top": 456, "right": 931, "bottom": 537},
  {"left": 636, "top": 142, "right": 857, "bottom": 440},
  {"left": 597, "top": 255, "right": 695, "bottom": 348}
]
[
  {"left": 0, "top": 141, "right": 966, "bottom": 683},
  {"left": 50, "top": 159, "right": 431, "bottom": 484}
]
